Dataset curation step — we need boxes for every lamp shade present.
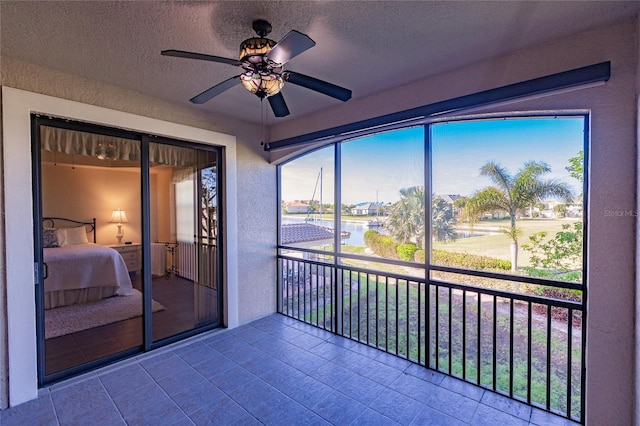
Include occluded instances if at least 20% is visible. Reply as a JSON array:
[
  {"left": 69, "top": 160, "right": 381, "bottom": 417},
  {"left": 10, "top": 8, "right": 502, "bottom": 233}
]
[{"left": 109, "top": 209, "right": 128, "bottom": 224}]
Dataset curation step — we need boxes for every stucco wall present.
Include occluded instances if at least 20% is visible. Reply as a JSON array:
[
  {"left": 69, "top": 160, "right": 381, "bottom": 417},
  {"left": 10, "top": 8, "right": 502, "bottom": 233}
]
[
  {"left": 270, "top": 18, "right": 638, "bottom": 426},
  {"left": 0, "top": 57, "right": 278, "bottom": 327}
]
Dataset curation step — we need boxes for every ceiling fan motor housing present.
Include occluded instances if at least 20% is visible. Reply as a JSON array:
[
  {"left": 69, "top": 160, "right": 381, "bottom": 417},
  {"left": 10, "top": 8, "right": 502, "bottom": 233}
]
[
  {"left": 239, "top": 20, "right": 284, "bottom": 99},
  {"left": 239, "top": 37, "right": 277, "bottom": 65}
]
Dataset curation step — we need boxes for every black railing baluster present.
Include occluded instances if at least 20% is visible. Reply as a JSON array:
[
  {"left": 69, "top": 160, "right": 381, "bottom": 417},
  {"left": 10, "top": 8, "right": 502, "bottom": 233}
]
[
  {"left": 527, "top": 302, "right": 532, "bottom": 404},
  {"left": 418, "top": 282, "right": 422, "bottom": 365},
  {"left": 375, "top": 272, "right": 379, "bottom": 348},
  {"left": 385, "top": 276, "right": 389, "bottom": 352},
  {"left": 462, "top": 290, "right": 466, "bottom": 380},
  {"left": 492, "top": 296, "right": 497, "bottom": 391},
  {"left": 366, "top": 273, "right": 370, "bottom": 345},
  {"left": 303, "top": 262, "right": 307, "bottom": 322},
  {"left": 435, "top": 284, "right": 440, "bottom": 370},
  {"left": 426, "top": 282, "right": 431, "bottom": 368},
  {"left": 395, "top": 278, "right": 399, "bottom": 356},
  {"left": 357, "top": 272, "right": 361, "bottom": 342},
  {"left": 567, "top": 308, "right": 573, "bottom": 419},
  {"left": 547, "top": 305, "right": 552, "bottom": 410},
  {"left": 477, "top": 293, "right": 481, "bottom": 385},
  {"left": 406, "top": 280, "right": 410, "bottom": 359},
  {"left": 349, "top": 270, "right": 353, "bottom": 338},
  {"left": 448, "top": 287, "right": 452, "bottom": 375},
  {"left": 509, "top": 299, "right": 514, "bottom": 398},
  {"left": 316, "top": 264, "right": 320, "bottom": 326}
]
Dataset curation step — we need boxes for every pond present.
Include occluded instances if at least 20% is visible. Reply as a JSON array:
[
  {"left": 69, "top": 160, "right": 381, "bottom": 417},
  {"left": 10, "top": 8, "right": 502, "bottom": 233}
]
[
  {"left": 283, "top": 216, "right": 500, "bottom": 247},
  {"left": 282, "top": 217, "right": 384, "bottom": 246}
]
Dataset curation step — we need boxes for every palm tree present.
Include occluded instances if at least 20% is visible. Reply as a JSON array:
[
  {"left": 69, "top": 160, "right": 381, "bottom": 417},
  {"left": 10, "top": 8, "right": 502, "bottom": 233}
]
[
  {"left": 386, "top": 186, "right": 425, "bottom": 247},
  {"left": 466, "top": 161, "right": 573, "bottom": 271},
  {"left": 432, "top": 196, "right": 458, "bottom": 242}
]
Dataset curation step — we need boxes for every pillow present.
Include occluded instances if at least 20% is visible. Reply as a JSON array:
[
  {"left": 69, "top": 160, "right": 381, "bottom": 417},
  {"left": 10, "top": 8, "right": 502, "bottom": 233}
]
[
  {"left": 43, "top": 229, "right": 58, "bottom": 248},
  {"left": 57, "top": 226, "right": 89, "bottom": 246}
]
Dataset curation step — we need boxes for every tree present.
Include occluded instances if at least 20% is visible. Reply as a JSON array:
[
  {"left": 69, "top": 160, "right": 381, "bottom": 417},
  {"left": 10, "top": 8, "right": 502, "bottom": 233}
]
[
  {"left": 522, "top": 221, "right": 583, "bottom": 281},
  {"left": 466, "top": 161, "right": 573, "bottom": 271},
  {"left": 386, "top": 186, "right": 425, "bottom": 247},
  {"left": 452, "top": 196, "right": 469, "bottom": 220},
  {"left": 386, "top": 187, "right": 458, "bottom": 247},
  {"left": 432, "top": 196, "right": 457, "bottom": 242},
  {"left": 565, "top": 150, "right": 584, "bottom": 183}
]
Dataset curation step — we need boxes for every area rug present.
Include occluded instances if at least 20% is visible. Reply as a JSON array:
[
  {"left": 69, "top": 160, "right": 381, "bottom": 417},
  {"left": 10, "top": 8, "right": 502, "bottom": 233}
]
[{"left": 45, "top": 289, "right": 165, "bottom": 339}]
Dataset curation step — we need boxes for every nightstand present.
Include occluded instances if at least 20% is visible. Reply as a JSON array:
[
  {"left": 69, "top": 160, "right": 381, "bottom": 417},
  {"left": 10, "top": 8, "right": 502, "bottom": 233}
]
[{"left": 107, "top": 243, "right": 142, "bottom": 274}]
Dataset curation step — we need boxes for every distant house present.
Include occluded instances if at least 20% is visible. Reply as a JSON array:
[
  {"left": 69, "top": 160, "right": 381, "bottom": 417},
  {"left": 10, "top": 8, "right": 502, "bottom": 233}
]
[
  {"left": 284, "top": 201, "right": 311, "bottom": 214},
  {"left": 440, "top": 194, "right": 462, "bottom": 204},
  {"left": 351, "top": 202, "right": 379, "bottom": 216}
]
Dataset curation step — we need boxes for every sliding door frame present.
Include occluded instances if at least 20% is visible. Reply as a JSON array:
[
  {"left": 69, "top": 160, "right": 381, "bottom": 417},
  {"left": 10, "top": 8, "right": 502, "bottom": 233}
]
[{"left": 31, "top": 116, "right": 225, "bottom": 384}]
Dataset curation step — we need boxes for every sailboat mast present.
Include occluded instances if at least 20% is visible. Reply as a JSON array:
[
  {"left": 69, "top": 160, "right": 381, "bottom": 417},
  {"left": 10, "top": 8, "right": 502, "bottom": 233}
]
[{"left": 319, "top": 167, "right": 323, "bottom": 223}]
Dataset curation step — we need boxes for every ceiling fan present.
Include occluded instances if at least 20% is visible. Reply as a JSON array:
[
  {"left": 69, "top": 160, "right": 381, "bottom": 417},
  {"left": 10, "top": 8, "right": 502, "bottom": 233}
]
[{"left": 161, "top": 19, "right": 352, "bottom": 118}]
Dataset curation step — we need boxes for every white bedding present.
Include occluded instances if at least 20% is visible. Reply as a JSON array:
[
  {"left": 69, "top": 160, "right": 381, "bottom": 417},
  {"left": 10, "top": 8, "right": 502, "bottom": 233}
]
[{"left": 44, "top": 243, "right": 134, "bottom": 301}]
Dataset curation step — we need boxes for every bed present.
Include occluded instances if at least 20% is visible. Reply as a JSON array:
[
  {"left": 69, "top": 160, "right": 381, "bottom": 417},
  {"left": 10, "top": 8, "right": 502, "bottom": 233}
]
[{"left": 43, "top": 217, "right": 134, "bottom": 309}]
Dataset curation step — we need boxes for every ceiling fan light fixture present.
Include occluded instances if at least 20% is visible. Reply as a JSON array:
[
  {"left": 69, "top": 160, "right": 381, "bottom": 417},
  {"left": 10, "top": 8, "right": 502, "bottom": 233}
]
[
  {"left": 239, "top": 37, "right": 276, "bottom": 64},
  {"left": 240, "top": 72, "right": 284, "bottom": 98}
]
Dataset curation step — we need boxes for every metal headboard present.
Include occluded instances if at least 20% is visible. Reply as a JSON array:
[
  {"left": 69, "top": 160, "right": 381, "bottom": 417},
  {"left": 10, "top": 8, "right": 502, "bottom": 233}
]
[{"left": 42, "top": 217, "right": 96, "bottom": 243}]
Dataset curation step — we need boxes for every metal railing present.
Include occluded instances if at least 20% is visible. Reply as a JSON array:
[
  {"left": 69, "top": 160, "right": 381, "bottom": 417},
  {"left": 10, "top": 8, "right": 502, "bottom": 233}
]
[
  {"left": 278, "top": 249, "right": 584, "bottom": 423},
  {"left": 176, "top": 240, "right": 218, "bottom": 289}
]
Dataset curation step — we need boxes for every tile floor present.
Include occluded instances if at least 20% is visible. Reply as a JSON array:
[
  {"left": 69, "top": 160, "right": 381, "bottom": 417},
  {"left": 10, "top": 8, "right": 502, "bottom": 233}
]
[{"left": 0, "top": 314, "right": 578, "bottom": 425}]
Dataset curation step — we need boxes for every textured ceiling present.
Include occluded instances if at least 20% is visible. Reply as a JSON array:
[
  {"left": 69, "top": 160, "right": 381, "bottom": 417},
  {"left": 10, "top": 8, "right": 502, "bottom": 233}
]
[{"left": 2, "top": 1, "right": 639, "bottom": 124}]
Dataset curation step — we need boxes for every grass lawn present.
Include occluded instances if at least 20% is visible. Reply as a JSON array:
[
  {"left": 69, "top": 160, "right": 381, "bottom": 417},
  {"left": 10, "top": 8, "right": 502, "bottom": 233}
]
[{"left": 433, "top": 217, "right": 582, "bottom": 268}]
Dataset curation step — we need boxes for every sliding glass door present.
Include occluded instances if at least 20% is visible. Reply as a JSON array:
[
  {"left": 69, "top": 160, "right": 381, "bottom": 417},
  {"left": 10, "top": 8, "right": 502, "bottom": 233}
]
[
  {"left": 35, "top": 122, "right": 144, "bottom": 379},
  {"left": 33, "top": 117, "right": 223, "bottom": 384},
  {"left": 149, "top": 141, "right": 221, "bottom": 342}
]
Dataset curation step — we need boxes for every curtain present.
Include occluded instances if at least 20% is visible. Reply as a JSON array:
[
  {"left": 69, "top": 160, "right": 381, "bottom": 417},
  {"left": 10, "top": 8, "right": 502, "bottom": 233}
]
[{"left": 41, "top": 126, "right": 197, "bottom": 167}]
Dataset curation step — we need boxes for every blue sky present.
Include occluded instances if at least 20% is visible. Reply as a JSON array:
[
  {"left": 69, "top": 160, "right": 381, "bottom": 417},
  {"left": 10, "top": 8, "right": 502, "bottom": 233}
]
[{"left": 280, "top": 116, "right": 584, "bottom": 205}]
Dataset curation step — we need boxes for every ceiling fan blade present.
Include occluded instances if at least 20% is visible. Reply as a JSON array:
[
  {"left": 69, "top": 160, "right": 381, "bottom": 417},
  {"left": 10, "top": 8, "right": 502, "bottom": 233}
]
[
  {"left": 284, "top": 71, "right": 352, "bottom": 102},
  {"left": 162, "top": 49, "right": 241, "bottom": 66},
  {"left": 268, "top": 92, "right": 290, "bottom": 117},
  {"left": 266, "top": 30, "right": 316, "bottom": 64},
  {"left": 190, "top": 75, "right": 241, "bottom": 104}
]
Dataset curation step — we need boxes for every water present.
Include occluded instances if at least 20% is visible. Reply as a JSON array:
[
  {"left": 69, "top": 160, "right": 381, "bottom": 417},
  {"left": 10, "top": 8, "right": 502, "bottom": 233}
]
[
  {"left": 282, "top": 217, "right": 494, "bottom": 246},
  {"left": 282, "top": 217, "right": 382, "bottom": 246}
]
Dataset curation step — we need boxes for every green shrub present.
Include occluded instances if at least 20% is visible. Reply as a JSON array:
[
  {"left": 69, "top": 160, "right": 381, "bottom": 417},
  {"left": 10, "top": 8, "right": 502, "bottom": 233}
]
[
  {"left": 364, "top": 230, "right": 398, "bottom": 259},
  {"left": 431, "top": 249, "right": 511, "bottom": 271},
  {"left": 397, "top": 243, "right": 419, "bottom": 261}
]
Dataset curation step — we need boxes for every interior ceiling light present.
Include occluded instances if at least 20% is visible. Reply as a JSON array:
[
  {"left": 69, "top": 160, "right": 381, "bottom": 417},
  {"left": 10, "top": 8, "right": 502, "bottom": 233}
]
[{"left": 161, "top": 20, "right": 352, "bottom": 117}]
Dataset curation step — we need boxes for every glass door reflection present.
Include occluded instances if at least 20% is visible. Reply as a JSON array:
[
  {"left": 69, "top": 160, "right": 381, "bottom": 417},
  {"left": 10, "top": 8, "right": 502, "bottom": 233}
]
[{"left": 149, "top": 142, "right": 221, "bottom": 341}]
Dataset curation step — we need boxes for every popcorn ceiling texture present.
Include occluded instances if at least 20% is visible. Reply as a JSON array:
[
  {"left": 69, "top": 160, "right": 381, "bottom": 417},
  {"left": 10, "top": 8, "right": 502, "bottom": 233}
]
[{"left": 1, "top": 1, "right": 638, "bottom": 124}]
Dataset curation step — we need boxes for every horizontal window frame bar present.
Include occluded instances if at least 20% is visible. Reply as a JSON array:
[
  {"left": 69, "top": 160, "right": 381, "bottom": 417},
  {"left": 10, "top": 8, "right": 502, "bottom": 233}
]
[{"left": 266, "top": 61, "right": 609, "bottom": 151}]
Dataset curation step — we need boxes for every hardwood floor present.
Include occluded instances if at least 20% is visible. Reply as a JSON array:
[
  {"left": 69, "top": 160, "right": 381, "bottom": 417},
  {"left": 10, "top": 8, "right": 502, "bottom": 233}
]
[{"left": 44, "top": 275, "right": 220, "bottom": 376}]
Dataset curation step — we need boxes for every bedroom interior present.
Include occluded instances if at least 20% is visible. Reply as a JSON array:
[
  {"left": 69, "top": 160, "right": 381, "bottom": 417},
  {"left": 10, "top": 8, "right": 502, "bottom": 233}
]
[{"left": 38, "top": 121, "right": 222, "bottom": 377}]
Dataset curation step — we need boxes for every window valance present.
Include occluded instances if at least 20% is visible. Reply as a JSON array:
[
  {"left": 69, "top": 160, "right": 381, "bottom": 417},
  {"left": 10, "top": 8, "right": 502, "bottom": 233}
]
[{"left": 41, "top": 126, "right": 198, "bottom": 167}]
